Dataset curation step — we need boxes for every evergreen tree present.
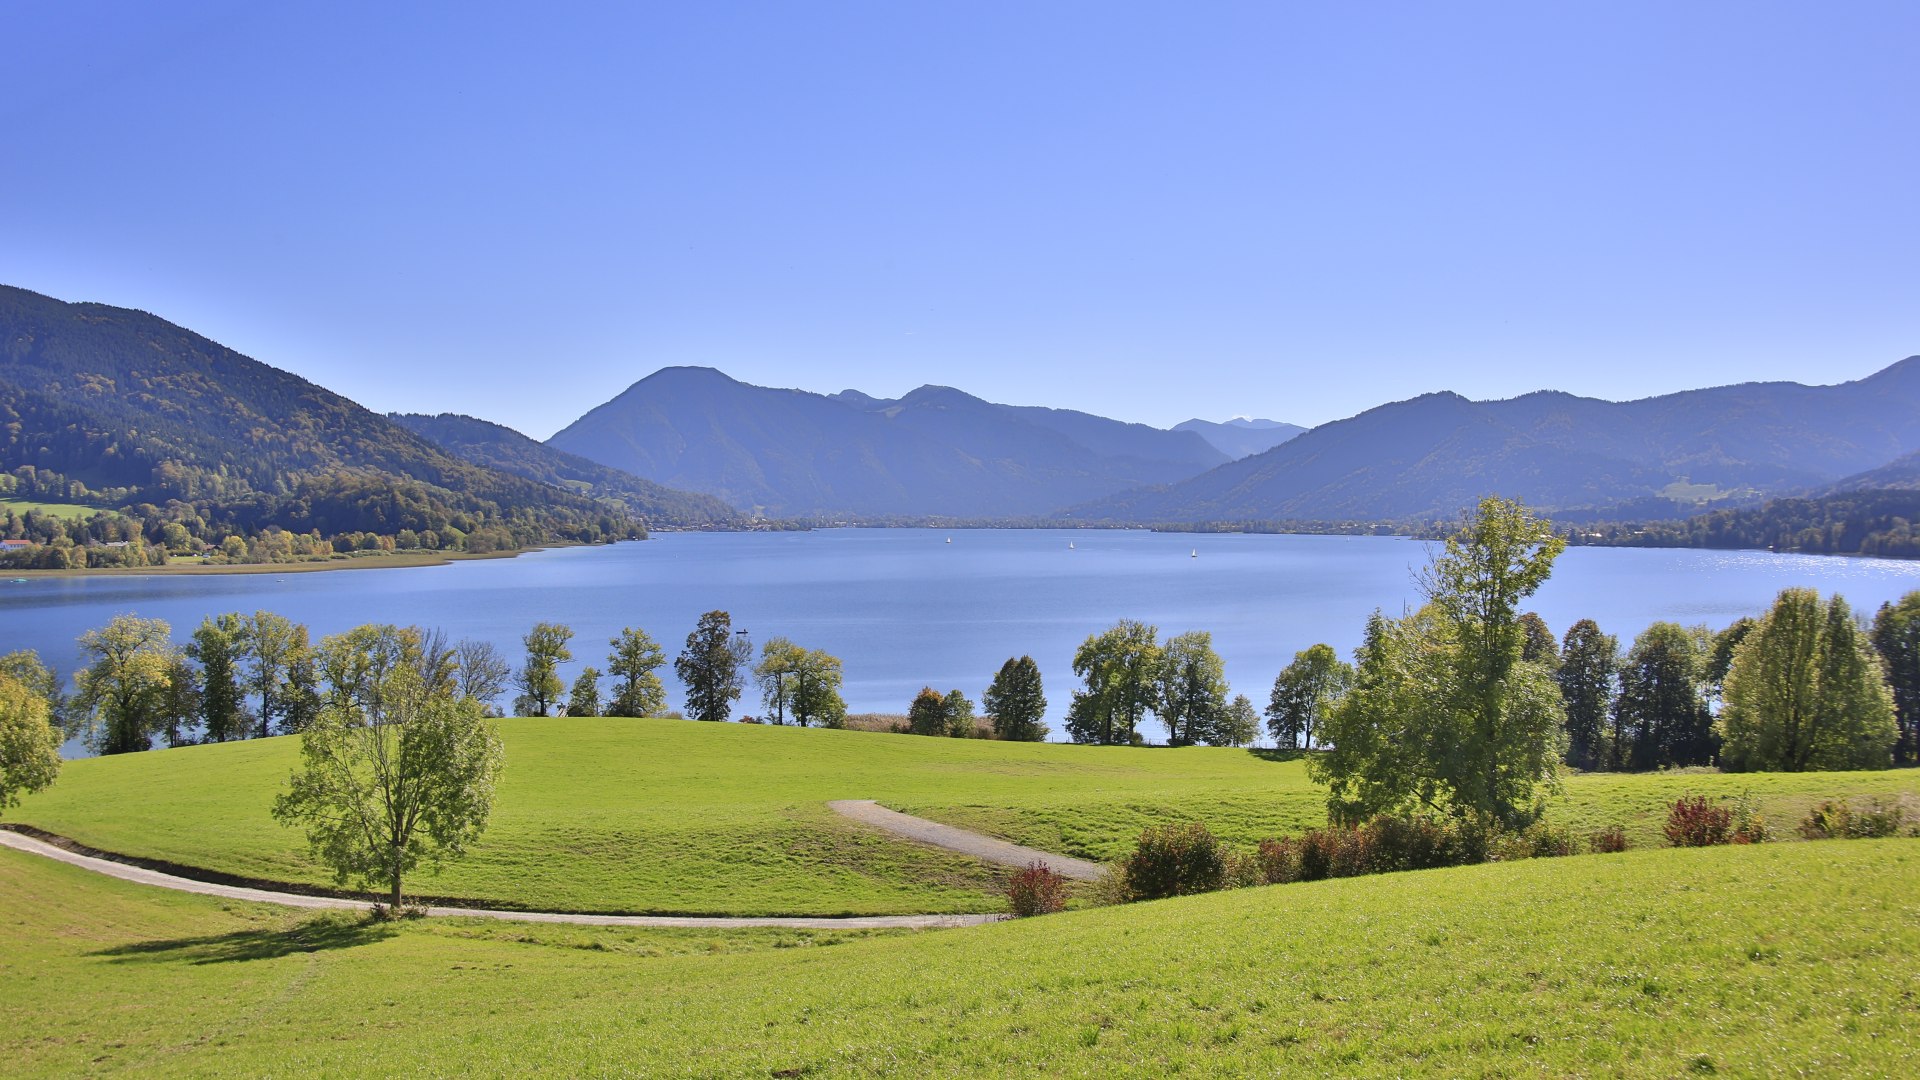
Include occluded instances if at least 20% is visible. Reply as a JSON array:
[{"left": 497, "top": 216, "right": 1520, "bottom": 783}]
[
  {"left": 1871, "top": 592, "right": 1920, "bottom": 765},
  {"left": 1555, "top": 619, "right": 1617, "bottom": 771},
  {"left": 675, "top": 611, "right": 748, "bottom": 723},
  {"left": 1612, "top": 622, "right": 1714, "bottom": 770},
  {"left": 984, "top": 656, "right": 1048, "bottom": 742}
]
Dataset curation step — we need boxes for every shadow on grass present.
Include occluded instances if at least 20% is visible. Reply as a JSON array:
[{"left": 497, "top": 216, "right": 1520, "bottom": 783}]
[
  {"left": 93, "top": 913, "right": 396, "bottom": 965},
  {"left": 1246, "top": 748, "right": 1310, "bottom": 763}
]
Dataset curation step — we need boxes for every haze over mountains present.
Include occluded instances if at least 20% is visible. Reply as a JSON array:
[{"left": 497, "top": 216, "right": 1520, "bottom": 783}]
[{"left": 1172, "top": 417, "right": 1307, "bottom": 460}]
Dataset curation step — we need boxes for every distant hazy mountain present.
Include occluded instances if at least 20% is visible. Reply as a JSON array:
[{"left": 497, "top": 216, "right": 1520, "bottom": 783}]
[
  {"left": 1172, "top": 417, "right": 1307, "bottom": 460},
  {"left": 0, "top": 284, "right": 634, "bottom": 542},
  {"left": 548, "top": 368, "right": 1228, "bottom": 517},
  {"left": 1067, "top": 358, "right": 1920, "bottom": 523},
  {"left": 1823, "top": 448, "right": 1920, "bottom": 493},
  {"left": 390, "top": 412, "right": 740, "bottom": 526}
]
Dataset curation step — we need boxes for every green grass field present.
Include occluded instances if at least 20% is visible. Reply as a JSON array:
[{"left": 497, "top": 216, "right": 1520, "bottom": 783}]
[
  {"left": 11, "top": 718, "right": 1920, "bottom": 915},
  {"left": 0, "top": 496, "right": 99, "bottom": 521},
  {"left": 2, "top": 837, "right": 1915, "bottom": 1077}
]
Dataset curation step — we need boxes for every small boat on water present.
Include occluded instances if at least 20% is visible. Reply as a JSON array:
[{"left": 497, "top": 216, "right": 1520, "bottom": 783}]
[
  {"left": 946, "top": 537, "right": 952, "bottom": 544},
  {"left": 1068, "top": 540, "right": 1075, "bottom": 550},
  {"left": 1190, "top": 549, "right": 1197, "bottom": 558}
]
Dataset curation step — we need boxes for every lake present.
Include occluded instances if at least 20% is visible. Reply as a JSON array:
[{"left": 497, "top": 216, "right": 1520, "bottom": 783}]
[{"left": 8, "top": 528, "right": 1920, "bottom": 753}]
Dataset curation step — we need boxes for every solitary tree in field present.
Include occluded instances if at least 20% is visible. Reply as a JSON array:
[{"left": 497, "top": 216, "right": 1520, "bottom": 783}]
[
  {"left": 754, "top": 637, "right": 805, "bottom": 724},
  {"left": 274, "top": 638, "right": 504, "bottom": 913},
  {"left": 1720, "top": 588, "right": 1897, "bottom": 771},
  {"left": 567, "top": 667, "right": 602, "bottom": 718},
  {"left": 1157, "top": 630, "right": 1229, "bottom": 747},
  {"left": 1313, "top": 497, "right": 1567, "bottom": 827},
  {"left": 513, "top": 622, "right": 574, "bottom": 717},
  {"left": 605, "top": 627, "right": 667, "bottom": 718},
  {"left": 1871, "top": 592, "right": 1920, "bottom": 764},
  {"left": 1555, "top": 619, "right": 1617, "bottom": 771},
  {"left": 74, "top": 614, "right": 179, "bottom": 755},
  {"left": 1266, "top": 643, "right": 1352, "bottom": 750},
  {"left": 984, "top": 656, "right": 1048, "bottom": 742},
  {"left": 1065, "top": 620, "right": 1161, "bottom": 745},
  {"left": 0, "top": 673, "right": 62, "bottom": 813},
  {"left": 676, "top": 611, "right": 748, "bottom": 722},
  {"left": 1612, "top": 622, "right": 1714, "bottom": 770}
]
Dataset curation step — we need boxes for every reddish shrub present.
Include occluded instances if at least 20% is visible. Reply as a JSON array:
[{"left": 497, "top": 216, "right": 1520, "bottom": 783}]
[
  {"left": 1256, "top": 837, "right": 1298, "bottom": 884},
  {"left": 1664, "top": 796, "right": 1733, "bottom": 847},
  {"left": 1006, "top": 861, "right": 1069, "bottom": 917},
  {"left": 1590, "top": 825, "right": 1629, "bottom": 854},
  {"left": 1296, "top": 826, "right": 1372, "bottom": 881},
  {"left": 1123, "top": 823, "right": 1226, "bottom": 900}
]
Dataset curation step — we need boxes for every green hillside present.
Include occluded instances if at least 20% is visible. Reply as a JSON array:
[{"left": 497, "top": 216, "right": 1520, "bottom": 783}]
[
  {"left": 11, "top": 718, "right": 1919, "bottom": 916},
  {"left": 2, "top": 837, "right": 1914, "bottom": 1077}
]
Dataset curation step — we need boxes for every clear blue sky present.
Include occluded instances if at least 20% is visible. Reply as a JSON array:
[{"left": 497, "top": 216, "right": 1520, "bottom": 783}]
[{"left": 4, "top": 2, "right": 1916, "bottom": 437}]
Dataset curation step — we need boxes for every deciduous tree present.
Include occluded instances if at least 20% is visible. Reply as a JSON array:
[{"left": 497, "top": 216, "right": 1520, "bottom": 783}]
[
  {"left": 567, "top": 667, "right": 602, "bottom": 718},
  {"left": 1612, "top": 622, "right": 1714, "bottom": 770},
  {"left": 513, "top": 622, "right": 574, "bottom": 717},
  {"left": 1266, "top": 644, "right": 1352, "bottom": 750},
  {"left": 1157, "top": 630, "right": 1229, "bottom": 747},
  {"left": 189, "top": 614, "right": 250, "bottom": 743},
  {"left": 74, "top": 614, "right": 179, "bottom": 755},
  {"left": 1871, "top": 592, "right": 1920, "bottom": 765},
  {"left": 0, "top": 674, "right": 62, "bottom": 812},
  {"left": 273, "top": 653, "right": 504, "bottom": 912},
  {"left": 1065, "top": 620, "right": 1161, "bottom": 745},
  {"left": 1555, "top": 619, "right": 1616, "bottom": 771},
  {"left": 606, "top": 627, "right": 667, "bottom": 718},
  {"left": 454, "top": 639, "right": 511, "bottom": 710},
  {"left": 1313, "top": 497, "right": 1567, "bottom": 827},
  {"left": 1214, "top": 694, "right": 1259, "bottom": 747},
  {"left": 1720, "top": 589, "right": 1897, "bottom": 771}
]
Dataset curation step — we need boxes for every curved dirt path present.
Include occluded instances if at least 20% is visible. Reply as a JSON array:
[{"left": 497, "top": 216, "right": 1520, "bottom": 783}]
[
  {"left": 829, "top": 800, "right": 1106, "bottom": 881},
  {"left": 0, "top": 829, "right": 1000, "bottom": 929}
]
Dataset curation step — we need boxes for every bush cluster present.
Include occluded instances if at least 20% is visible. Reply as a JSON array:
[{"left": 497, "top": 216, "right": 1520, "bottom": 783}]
[
  {"left": 1121, "top": 823, "right": 1228, "bottom": 900},
  {"left": 1664, "top": 795, "right": 1771, "bottom": 847},
  {"left": 1589, "top": 825, "right": 1630, "bottom": 853},
  {"left": 1006, "top": 861, "right": 1069, "bottom": 917},
  {"left": 1798, "top": 798, "right": 1914, "bottom": 840}
]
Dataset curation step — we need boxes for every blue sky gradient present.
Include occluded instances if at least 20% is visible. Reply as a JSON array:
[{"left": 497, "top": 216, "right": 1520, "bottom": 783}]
[{"left": 3, "top": 2, "right": 1916, "bottom": 437}]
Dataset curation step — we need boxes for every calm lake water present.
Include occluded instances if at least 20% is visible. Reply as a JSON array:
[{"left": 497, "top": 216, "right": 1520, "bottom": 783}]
[{"left": 9, "top": 528, "right": 1920, "bottom": 753}]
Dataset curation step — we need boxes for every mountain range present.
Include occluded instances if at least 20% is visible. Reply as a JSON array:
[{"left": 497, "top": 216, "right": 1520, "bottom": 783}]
[
  {"left": 1062, "top": 361, "right": 1920, "bottom": 523},
  {"left": 547, "top": 367, "right": 1232, "bottom": 518},
  {"left": 8, "top": 281, "right": 1920, "bottom": 535}
]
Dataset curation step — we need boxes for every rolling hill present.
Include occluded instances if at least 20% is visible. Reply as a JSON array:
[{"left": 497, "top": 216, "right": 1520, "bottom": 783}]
[
  {"left": 389, "top": 412, "right": 740, "bottom": 527},
  {"left": 547, "top": 367, "right": 1228, "bottom": 518},
  {"left": 1068, "top": 357, "right": 1920, "bottom": 523}
]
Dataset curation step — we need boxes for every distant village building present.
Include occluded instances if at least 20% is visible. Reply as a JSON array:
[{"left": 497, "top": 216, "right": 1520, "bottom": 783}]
[{"left": 0, "top": 539, "right": 35, "bottom": 551}]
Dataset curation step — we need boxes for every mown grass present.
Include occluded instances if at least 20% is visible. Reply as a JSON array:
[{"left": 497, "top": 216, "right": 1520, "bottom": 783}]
[
  {"left": 2, "top": 838, "right": 1915, "bottom": 1077},
  {"left": 12, "top": 718, "right": 1920, "bottom": 914},
  {"left": 0, "top": 496, "right": 98, "bottom": 521}
]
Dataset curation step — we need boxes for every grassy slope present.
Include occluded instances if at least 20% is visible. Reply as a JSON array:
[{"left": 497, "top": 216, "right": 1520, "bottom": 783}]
[
  {"left": 0, "top": 496, "right": 96, "bottom": 520},
  {"left": 2, "top": 839, "right": 1916, "bottom": 1077},
  {"left": 12, "top": 718, "right": 1920, "bottom": 915}
]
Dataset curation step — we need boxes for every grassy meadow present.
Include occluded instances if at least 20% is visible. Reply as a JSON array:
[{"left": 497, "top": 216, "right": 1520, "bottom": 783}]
[
  {"left": 3, "top": 836, "right": 1916, "bottom": 1076},
  {"left": 0, "top": 496, "right": 98, "bottom": 521},
  {"left": 11, "top": 718, "right": 1920, "bottom": 915}
]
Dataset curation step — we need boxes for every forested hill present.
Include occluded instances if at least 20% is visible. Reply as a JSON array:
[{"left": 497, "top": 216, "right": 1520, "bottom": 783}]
[
  {"left": 390, "top": 412, "right": 740, "bottom": 526},
  {"left": 1571, "top": 488, "right": 1920, "bottom": 559},
  {"left": 1064, "top": 357, "right": 1920, "bottom": 524},
  {"left": 0, "top": 284, "right": 642, "bottom": 552}
]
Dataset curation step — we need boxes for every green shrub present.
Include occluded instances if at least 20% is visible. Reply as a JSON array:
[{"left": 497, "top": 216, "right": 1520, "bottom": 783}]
[
  {"left": 1520, "top": 823, "right": 1579, "bottom": 858},
  {"left": 1802, "top": 798, "right": 1909, "bottom": 840},
  {"left": 1122, "top": 823, "right": 1226, "bottom": 900},
  {"left": 1006, "top": 862, "right": 1069, "bottom": 917},
  {"left": 1363, "top": 815, "right": 1464, "bottom": 872}
]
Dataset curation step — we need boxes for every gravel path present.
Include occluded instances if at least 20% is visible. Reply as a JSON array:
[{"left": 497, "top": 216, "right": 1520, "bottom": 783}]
[
  {"left": 829, "top": 799, "right": 1106, "bottom": 881},
  {"left": 0, "top": 829, "right": 1001, "bottom": 929}
]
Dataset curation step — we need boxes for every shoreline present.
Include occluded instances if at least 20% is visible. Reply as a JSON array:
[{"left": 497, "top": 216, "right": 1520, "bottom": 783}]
[{"left": 1, "top": 543, "right": 582, "bottom": 579}]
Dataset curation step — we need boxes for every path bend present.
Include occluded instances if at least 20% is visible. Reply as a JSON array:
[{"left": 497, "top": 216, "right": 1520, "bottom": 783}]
[
  {"left": 0, "top": 829, "right": 1001, "bottom": 930},
  {"left": 829, "top": 800, "right": 1106, "bottom": 881}
]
